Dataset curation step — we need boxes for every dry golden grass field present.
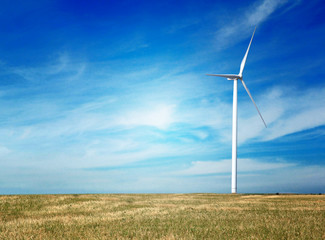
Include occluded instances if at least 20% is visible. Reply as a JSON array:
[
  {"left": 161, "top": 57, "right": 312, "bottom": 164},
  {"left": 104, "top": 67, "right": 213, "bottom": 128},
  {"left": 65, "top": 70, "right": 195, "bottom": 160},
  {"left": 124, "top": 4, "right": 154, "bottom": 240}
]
[{"left": 0, "top": 194, "right": 324, "bottom": 239}]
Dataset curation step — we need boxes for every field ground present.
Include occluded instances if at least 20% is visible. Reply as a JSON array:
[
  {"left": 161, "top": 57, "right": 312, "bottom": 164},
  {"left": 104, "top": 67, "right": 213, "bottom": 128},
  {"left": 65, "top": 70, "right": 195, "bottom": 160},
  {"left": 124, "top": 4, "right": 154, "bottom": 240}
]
[{"left": 0, "top": 194, "right": 324, "bottom": 239}]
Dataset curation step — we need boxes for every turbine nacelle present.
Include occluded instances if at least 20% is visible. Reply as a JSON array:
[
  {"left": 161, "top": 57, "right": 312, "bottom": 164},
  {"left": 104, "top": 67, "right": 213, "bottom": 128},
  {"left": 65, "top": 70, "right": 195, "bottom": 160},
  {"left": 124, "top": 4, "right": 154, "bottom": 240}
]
[
  {"left": 228, "top": 75, "right": 242, "bottom": 80},
  {"left": 206, "top": 74, "right": 242, "bottom": 80},
  {"left": 205, "top": 74, "right": 242, "bottom": 80}
]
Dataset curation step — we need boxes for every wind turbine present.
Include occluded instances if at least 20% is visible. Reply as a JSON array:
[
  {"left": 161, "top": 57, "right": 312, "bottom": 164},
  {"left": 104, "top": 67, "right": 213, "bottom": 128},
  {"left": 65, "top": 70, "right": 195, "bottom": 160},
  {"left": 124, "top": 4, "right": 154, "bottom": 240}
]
[{"left": 207, "top": 27, "right": 267, "bottom": 194}]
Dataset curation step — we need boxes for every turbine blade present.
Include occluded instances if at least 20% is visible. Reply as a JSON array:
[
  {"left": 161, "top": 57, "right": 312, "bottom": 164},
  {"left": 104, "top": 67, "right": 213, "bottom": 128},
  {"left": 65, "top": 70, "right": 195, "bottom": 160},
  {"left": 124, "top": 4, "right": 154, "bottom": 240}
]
[
  {"left": 239, "top": 26, "right": 256, "bottom": 76},
  {"left": 241, "top": 79, "right": 267, "bottom": 128},
  {"left": 206, "top": 74, "right": 240, "bottom": 79}
]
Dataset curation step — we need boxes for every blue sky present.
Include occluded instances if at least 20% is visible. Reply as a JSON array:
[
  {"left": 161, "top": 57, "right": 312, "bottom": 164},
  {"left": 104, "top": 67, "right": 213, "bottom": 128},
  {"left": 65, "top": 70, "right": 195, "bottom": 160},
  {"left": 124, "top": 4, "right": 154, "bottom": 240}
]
[{"left": 0, "top": 0, "right": 324, "bottom": 194}]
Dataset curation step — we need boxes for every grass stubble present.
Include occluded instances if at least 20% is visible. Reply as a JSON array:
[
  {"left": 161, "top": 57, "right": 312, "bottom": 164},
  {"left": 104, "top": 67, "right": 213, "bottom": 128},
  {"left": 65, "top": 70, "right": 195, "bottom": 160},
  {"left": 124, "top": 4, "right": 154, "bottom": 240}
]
[{"left": 0, "top": 194, "right": 324, "bottom": 239}]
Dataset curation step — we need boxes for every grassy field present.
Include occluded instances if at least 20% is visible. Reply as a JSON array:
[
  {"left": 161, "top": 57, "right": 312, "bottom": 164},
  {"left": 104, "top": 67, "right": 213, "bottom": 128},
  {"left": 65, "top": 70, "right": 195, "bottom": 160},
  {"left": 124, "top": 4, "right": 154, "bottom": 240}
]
[{"left": 0, "top": 194, "right": 324, "bottom": 239}]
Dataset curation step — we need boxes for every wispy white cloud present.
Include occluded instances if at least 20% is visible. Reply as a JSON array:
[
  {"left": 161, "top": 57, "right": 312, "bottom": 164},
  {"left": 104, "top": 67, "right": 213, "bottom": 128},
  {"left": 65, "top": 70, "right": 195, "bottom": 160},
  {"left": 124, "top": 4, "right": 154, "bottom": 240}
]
[
  {"left": 0, "top": 101, "right": 176, "bottom": 141},
  {"left": 247, "top": 0, "right": 288, "bottom": 25},
  {"left": 261, "top": 86, "right": 325, "bottom": 141},
  {"left": 176, "top": 158, "right": 294, "bottom": 175},
  {"left": 215, "top": 85, "right": 325, "bottom": 143},
  {"left": 8, "top": 52, "right": 85, "bottom": 83},
  {"left": 215, "top": 0, "right": 298, "bottom": 48}
]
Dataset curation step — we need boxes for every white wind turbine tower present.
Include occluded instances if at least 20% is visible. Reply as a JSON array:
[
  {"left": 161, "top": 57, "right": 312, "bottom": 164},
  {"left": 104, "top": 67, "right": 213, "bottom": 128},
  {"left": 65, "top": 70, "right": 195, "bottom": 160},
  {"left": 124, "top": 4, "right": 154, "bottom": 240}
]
[{"left": 207, "top": 27, "right": 267, "bottom": 194}]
